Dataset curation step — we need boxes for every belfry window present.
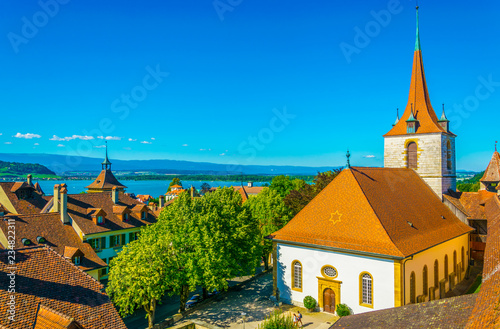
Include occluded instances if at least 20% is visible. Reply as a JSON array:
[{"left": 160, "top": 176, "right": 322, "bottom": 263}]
[{"left": 407, "top": 142, "right": 418, "bottom": 169}]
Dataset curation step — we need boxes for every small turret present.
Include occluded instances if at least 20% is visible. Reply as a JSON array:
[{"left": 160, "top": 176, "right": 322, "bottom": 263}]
[{"left": 438, "top": 104, "right": 450, "bottom": 132}]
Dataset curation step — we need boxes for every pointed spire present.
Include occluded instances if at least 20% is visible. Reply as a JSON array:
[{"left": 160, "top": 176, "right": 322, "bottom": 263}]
[
  {"left": 102, "top": 141, "right": 112, "bottom": 170},
  {"left": 415, "top": 5, "right": 421, "bottom": 51},
  {"left": 393, "top": 108, "right": 400, "bottom": 126},
  {"left": 439, "top": 104, "right": 449, "bottom": 122}
]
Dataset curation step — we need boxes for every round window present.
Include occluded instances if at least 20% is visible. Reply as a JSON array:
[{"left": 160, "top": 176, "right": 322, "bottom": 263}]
[{"left": 323, "top": 266, "right": 337, "bottom": 277}]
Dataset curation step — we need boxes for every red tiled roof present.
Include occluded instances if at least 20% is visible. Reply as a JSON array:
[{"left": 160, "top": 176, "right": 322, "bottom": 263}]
[
  {"left": 0, "top": 213, "right": 105, "bottom": 271},
  {"left": 0, "top": 246, "right": 127, "bottom": 329},
  {"left": 33, "top": 304, "right": 83, "bottom": 329},
  {"left": 85, "top": 170, "right": 126, "bottom": 190},
  {"left": 0, "top": 182, "right": 48, "bottom": 215},
  {"left": 270, "top": 167, "right": 472, "bottom": 258},
  {"left": 446, "top": 190, "right": 497, "bottom": 220},
  {"left": 466, "top": 195, "right": 500, "bottom": 328},
  {"left": 481, "top": 151, "right": 500, "bottom": 183},
  {"left": 234, "top": 186, "right": 265, "bottom": 195},
  {"left": 384, "top": 49, "right": 452, "bottom": 137},
  {"left": 55, "top": 192, "right": 156, "bottom": 235},
  {"left": 331, "top": 293, "right": 477, "bottom": 329}
]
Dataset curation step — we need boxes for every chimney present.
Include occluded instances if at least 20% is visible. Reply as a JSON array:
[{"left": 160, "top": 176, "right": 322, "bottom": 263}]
[
  {"left": 248, "top": 181, "right": 253, "bottom": 187},
  {"left": 53, "top": 184, "right": 60, "bottom": 212},
  {"left": 60, "top": 187, "right": 70, "bottom": 224},
  {"left": 112, "top": 187, "right": 119, "bottom": 204},
  {"left": 159, "top": 195, "right": 165, "bottom": 208},
  {"left": 27, "top": 174, "right": 32, "bottom": 186}
]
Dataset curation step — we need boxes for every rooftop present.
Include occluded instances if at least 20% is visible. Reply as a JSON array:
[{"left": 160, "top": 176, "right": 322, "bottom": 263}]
[
  {"left": 269, "top": 167, "right": 472, "bottom": 258},
  {"left": 0, "top": 246, "right": 126, "bottom": 329}
]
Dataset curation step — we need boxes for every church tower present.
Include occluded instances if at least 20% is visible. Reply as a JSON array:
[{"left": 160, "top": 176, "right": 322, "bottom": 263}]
[{"left": 384, "top": 7, "right": 456, "bottom": 196}]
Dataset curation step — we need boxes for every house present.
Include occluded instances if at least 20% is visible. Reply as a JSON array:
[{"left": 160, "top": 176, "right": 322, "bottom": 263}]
[
  {"left": 137, "top": 194, "right": 153, "bottom": 203},
  {"left": 268, "top": 7, "right": 473, "bottom": 315},
  {"left": 0, "top": 174, "right": 49, "bottom": 215},
  {"left": 0, "top": 213, "right": 107, "bottom": 278},
  {"left": 0, "top": 246, "right": 127, "bottom": 329},
  {"left": 234, "top": 182, "right": 265, "bottom": 202}
]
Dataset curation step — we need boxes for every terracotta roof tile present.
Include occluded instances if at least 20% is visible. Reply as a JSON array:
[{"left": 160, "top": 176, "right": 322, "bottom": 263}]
[
  {"left": 85, "top": 170, "right": 126, "bottom": 190},
  {"left": 0, "top": 182, "right": 48, "bottom": 215},
  {"left": 34, "top": 304, "right": 82, "bottom": 329},
  {"left": 466, "top": 195, "right": 500, "bottom": 328},
  {"left": 481, "top": 151, "right": 500, "bottom": 183},
  {"left": 453, "top": 191, "right": 497, "bottom": 220},
  {"left": 331, "top": 294, "right": 477, "bottom": 329},
  {"left": 0, "top": 246, "right": 126, "bottom": 329},
  {"left": 0, "top": 213, "right": 106, "bottom": 271},
  {"left": 270, "top": 168, "right": 472, "bottom": 258},
  {"left": 55, "top": 192, "right": 156, "bottom": 235}
]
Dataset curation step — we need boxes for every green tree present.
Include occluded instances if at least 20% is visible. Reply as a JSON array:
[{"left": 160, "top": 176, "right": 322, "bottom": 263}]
[
  {"left": 167, "top": 177, "right": 183, "bottom": 192},
  {"left": 245, "top": 187, "right": 293, "bottom": 270},
  {"left": 193, "top": 187, "right": 261, "bottom": 297},
  {"left": 200, "top": 182, "right": 211, "bottom": 194},
  {"left": 284, "top": 169, "right": 342, "bottom": 216},
  {"left": 269, "top": 175, "right": 306, "bottom": 198},
  {"left": 106, "top": 231, "right": 171, "bottom": 328}
]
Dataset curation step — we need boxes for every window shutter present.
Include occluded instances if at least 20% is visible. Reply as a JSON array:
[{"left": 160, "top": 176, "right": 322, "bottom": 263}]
[
  {"left": 101, "top": 237, "right": 107, "bottom": 249},
  {"left": 121, "top": 234, "right": 126, "bottom": 245}
]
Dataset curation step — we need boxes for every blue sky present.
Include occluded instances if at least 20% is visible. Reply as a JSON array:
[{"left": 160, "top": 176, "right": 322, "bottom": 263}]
[{"left": 0, "top": 0, "right": 498, "bottom": 171}]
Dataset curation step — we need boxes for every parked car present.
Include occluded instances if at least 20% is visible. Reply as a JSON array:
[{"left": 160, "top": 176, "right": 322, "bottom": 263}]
[{"left": 185, "top": 294, "right": 201, "bottom": 309}]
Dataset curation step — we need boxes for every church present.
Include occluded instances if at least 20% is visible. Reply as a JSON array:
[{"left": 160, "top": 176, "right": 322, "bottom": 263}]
[{"left": 269, "top": 7, "right": 474, "bottom": 315}]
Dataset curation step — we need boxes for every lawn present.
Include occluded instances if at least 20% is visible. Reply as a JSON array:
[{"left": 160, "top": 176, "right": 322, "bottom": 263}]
[{"left": 466, "top": 275, "right": 482, "bottom": 294}]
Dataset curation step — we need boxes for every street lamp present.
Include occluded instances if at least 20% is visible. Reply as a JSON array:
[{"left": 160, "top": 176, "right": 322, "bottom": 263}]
[{"left": 241, "top": 312, "right": 247, "bottom": 329}]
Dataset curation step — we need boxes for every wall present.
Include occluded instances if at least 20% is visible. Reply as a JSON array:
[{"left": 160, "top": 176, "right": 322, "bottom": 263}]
[
  {"left": 403, "top": 233, "right": 469, "bottom": 304},
  {"left": 384, "top": 133, "right": 456, "bottom": 196},
  {"left": 276, "top": 243, "right": 395, "bottom": 315}
]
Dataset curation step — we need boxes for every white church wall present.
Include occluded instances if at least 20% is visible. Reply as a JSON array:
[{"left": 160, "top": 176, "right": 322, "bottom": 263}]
[{"left": 276, "top": 243, "right": 395, "bottom": 315}]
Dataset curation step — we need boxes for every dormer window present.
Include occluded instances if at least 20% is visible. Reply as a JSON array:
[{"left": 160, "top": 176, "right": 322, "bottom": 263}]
[
  {"left": 124, "top": 213, "right": 129, "bottom": 221},
  {"left": 141, "top": 211, "right": 146, "bottom": 220},
  {"left": 97, "top": 216, "right": 104, "bottom": 224},
  {"left": 73, "top": 256, "right": 81, "bottom": 265},
  {"left": 36, "top": 236, "right": 47, "bottom": 244},
  {"left": 22, "top": 238, "right": 33, "bottom": 246}
]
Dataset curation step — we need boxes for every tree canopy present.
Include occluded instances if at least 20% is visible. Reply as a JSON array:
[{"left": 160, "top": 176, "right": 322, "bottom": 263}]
[{"left": 167, "top": 177, "right": 183, "bottom": 192}]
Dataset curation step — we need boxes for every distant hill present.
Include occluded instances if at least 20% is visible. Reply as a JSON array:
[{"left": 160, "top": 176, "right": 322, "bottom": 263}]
[
  {"left": 0, "top": 160, "right": 56, "bottom": 178},
  {"left": 0, "top": 153, "right": 339, "bottom": 176}
]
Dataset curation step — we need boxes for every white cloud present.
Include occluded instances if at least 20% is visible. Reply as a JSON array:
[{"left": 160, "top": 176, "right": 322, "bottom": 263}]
[
  {"left": 219, "top": 153, "right": 226, "bottom": 156},
  {"left": 34, "top": 143, "right": 39, "bottom": 146},
  {"left": 128, "top": 138, "right": 137, "bottom": 142},
  {"left": 199, "top": 148, "right": 206, "bottom": 151},
  {"left": 182, "top": 144, "right": 188, "bottom": 147},
  {"left": 0, "top": 133, "right": 2, "bottom": 136},
  {"left": 4, "top": 142, "right": 12, "bottom": 145},
  {"left": 364, "top": 155, "right": 376, "bottom": 158},
  {"left": 140, "top": 141, "right": 152, "bottom": 144},
  {"left": 151, "top": 137, "right": 155, "bottom": 140},
  {"left": 50, "top": 134, "right": 94, "bottom": 141},
  {"left": 14, "top": 132, "right": 41, "bottom": 139},
  {"left": 57, "top": 144, "right": 65, "bottom": 147},
  {"left": 94, "top": 145, "right": 106, "bottom": 148},
  {"left": 98, "top": 136, "right": 121, "bottom": 141}
]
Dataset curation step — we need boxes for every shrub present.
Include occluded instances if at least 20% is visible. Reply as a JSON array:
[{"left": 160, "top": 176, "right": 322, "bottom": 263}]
[
  {"left": 257, "top": 309, "right": 295, "bottom": 329},
  {"left": 336, "top": 303, "right": 351, "bottom": 317},
  {"left": 303, "top": 296, "right": 317, "bottom": 310}
]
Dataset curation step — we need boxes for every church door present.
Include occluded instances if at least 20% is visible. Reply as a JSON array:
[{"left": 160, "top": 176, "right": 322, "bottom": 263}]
[{"left": 323, "top": 288, "right": 335, "bottom": 313}]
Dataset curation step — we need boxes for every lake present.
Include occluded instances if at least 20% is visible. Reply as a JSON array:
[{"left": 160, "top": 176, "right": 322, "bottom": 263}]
[{"left": 36, "top": 180, "right": 265, "bottom": 197}]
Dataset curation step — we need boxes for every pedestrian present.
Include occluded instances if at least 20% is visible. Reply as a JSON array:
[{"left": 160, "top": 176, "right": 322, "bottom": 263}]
[
  {"left": 297, "top": 311, "right": 303, "bottom": 327},
  {"left": 293, "top": 313, "right": 298, "bottom": 327}
]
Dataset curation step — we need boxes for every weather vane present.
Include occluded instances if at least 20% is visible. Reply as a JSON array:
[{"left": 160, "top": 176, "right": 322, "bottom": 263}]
[{"left": 346, "top": 149, "right": 351, "bottom": 168}]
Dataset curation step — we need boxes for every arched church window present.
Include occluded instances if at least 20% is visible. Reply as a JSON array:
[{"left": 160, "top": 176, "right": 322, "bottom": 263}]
[
  {"left": 447, "top": 140, "right": 452, "bottom": 170},
  {"left": 444, "top": 255, "right": 449, "bottom": 279},
  {"left": 453, "top": 250, "right": 457, "bottom": 274},
  {"left": 461, "top": 247, "right": 465, "bottom": 272},
  {"left": 292, "top": 260, "right": 302, "bottom": 291},
  {"left": 423, "top": 265, "right": 428, "bottom": 296},
  {"left": 434, "top": 259, "right": 439, "bottom": 288},
  {"left": 410, "top": 271, "right": 416, "bottom": 304},
  {"left": 360, "top": 272, "right": 373, "bottom": 306},
  {"left": 407, "top": 142, "right": 418, "bottom": 169}
]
